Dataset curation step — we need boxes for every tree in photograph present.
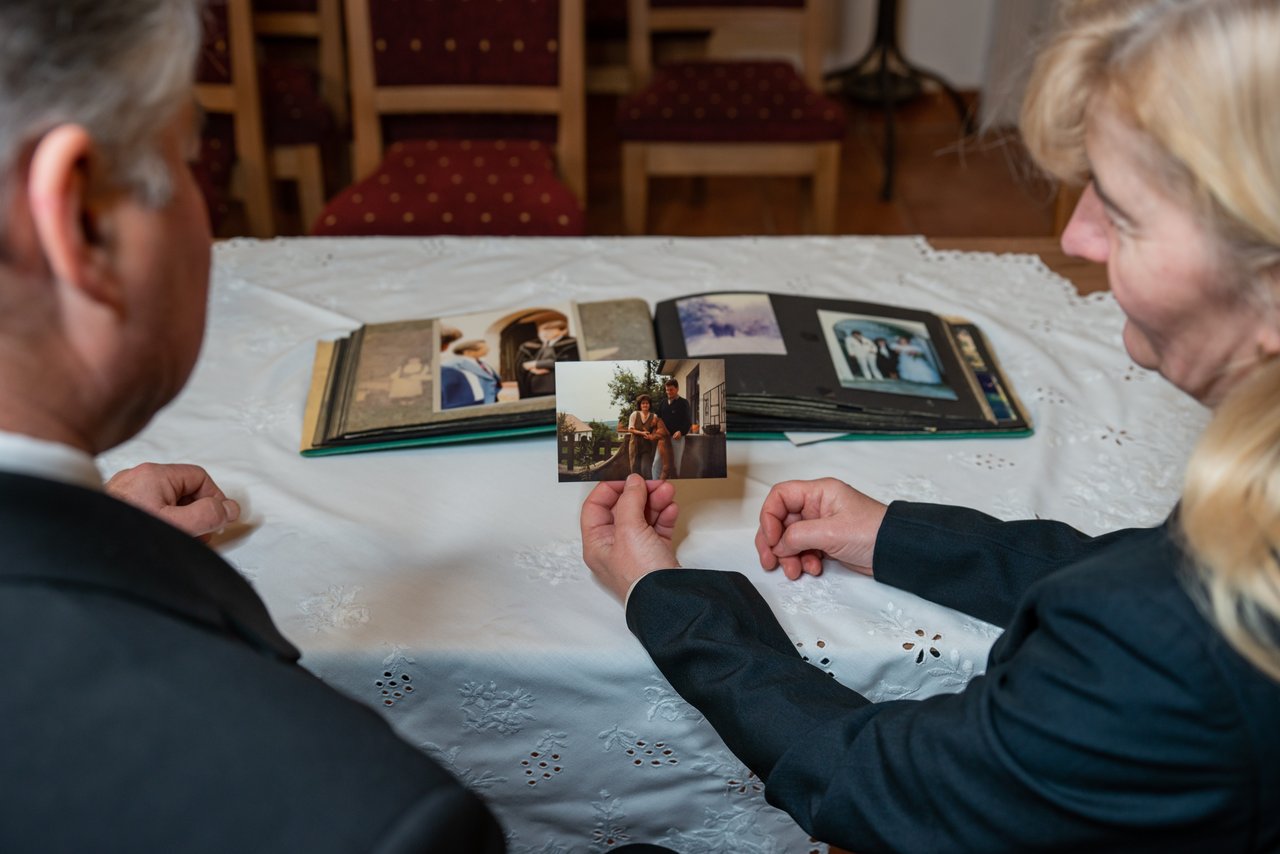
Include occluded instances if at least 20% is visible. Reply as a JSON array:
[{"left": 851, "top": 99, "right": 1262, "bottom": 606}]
[{"left": 606, "top": 360, "right": 664, "bottom": 424}]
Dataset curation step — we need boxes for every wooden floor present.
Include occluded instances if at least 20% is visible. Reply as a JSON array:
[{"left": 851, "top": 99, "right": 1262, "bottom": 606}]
[{"left": 584, "top": 90, "right": 1059, "bottom": 238}]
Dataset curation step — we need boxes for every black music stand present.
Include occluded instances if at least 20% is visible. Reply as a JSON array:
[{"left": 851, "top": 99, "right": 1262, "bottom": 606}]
[{"left": 826, "top": 0, "right": 975, "bottom": 200}]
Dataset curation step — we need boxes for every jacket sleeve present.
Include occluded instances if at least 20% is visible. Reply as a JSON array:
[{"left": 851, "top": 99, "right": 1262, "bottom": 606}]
[
  {"left": 874, "top": 501, "right": 1150, "bottom": 627},
  {"left": 627, "top": 568, "right": 1247, "bottom": 854}
]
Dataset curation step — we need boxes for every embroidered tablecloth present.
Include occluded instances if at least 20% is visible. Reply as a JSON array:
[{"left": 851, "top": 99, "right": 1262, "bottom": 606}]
[{"left": 102, "top": 236, "right": 1206, "bottom": 854}]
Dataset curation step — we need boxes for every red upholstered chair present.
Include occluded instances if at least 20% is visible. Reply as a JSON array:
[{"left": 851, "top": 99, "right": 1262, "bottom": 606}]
[
  {"left": 311, "top": 0, "right": 586, "bottom": 236},
  {"left": 618, "top": 0, "right": 845, "bottom": 234},
  {"left": 198, "top": 0, "right": 331, "bottom": 235},
  {"left": 253, "top": 0, "right": 349, "bottom": 127}
]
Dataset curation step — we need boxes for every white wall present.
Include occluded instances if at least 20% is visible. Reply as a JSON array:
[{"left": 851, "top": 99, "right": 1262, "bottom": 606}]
[{"left": 829, "top": 0, "right": 997, "bottom": 90}]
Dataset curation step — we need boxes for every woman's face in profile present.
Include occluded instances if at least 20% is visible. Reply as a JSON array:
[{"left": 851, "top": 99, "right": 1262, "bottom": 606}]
[{"left": 1062, "top": 104, "right": 1273, "bottom": 406}]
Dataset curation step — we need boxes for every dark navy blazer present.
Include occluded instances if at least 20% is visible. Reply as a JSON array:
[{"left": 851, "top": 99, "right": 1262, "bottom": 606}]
[
  {"left": 0, "top": 471, "right": 504, "bottom": 853},
  {"left": 628, "top": 501, "right": 1280, "bottom": 852}
]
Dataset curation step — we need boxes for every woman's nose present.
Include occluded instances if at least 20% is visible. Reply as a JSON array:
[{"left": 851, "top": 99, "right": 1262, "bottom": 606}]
[{"left": 1060, "top": 182, "right": 1110, "bottom": 264}]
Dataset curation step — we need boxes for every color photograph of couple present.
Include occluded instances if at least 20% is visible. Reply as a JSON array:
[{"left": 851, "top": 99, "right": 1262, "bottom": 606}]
[{"left": 555, "top": 359, "right": 727, "bottom": 483}]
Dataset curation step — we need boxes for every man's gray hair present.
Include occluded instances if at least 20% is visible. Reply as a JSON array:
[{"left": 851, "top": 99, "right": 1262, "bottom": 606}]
[{"left": 0, "top": 0, "right": 203, "bottom": 213}]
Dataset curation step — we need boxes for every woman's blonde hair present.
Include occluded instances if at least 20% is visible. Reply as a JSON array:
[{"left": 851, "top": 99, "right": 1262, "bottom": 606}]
[{"left": 1021, "top": 0, "right": 1280, "bottom": 680}]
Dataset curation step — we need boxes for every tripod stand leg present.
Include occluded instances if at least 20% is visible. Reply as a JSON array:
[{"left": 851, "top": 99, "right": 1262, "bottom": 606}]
[{"left": 900, "top": 59, "right": 976, "bottom": 135}]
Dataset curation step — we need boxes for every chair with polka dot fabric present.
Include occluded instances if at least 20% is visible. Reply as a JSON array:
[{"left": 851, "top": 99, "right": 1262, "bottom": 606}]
[
  {"left": 312, "top": 0, "right": 586, "bottom": 237},
  {"left": 617, "top": 0, "right": 846, "bottom": 234},
  {"left": 253, "top": 0, "right": 349, "bottom": 127},
  {"left": 198, "top": 0, "right": 331, "bottom": 236}
]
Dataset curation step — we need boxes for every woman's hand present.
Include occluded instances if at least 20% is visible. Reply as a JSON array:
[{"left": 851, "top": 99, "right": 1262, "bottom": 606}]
[
  {"left": 581, "top": 474, "right": 680, "bottom": 601},
  {"left": 754, "top": 477, "right": 887, "bottom": 580}
]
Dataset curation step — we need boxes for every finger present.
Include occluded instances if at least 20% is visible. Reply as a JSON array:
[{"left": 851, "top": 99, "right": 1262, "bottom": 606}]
[
  {"left": 149, "top": 463, "right": 220, "bottom": 502},
  {"left": 161, "top": 495, "right": 239, "bottom": 538},
  {"left": 754, "top": 526, "right": 780, "bottom": 570},
  {"left": 652, "top": 501, "right": 679, "bottom": 541},
  {"left": 772, "top": 517, "right": 836, "bottom": 559},
  {"left": 778, "top": 554, "right": 804, "bottom": 581},
  {"left": 801, "top": 550, "right": 825, "bottom": 576},
  {"left": 581, "top": 480, "right": 625, "bottom": 533}
]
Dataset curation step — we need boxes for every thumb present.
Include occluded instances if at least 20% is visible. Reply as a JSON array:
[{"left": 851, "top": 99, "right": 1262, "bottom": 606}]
[
  {"left": 162, "top": 496, "right": 240, "bottom": 538},
  {"left": 773, "top": 518, "right": 836, "bottom": 559},
  {"left": 614, "top": 474, "right": 650, "bottom": 526}
]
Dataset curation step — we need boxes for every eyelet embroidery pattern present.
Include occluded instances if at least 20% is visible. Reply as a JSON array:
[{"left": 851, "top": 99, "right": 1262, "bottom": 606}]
[
  {"left": 458, "top": 681, "right": 536, "bottom": 736},
  {"left": 519, "top": 731, "right": 568, "bottom": 787},
  {"left": 795, "top": 638, "right": 836, "bottom": 677},
  {"left": 374, "top": 645, "right": 417, "bottom": 707},
  {"left": 903, "top": 628, "right": 942, "bottom": 664},
  {"left": 598, "top": 725, "right": 679, "bottom": 769}
]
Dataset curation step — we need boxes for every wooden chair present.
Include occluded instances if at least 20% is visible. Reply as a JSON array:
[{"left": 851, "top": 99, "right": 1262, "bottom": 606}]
[
  {"left": 252, "top": 0, "right": 349, "bottom": 127},
  {"left": 197, "top": 0, "right": 330, "bottom": 235},
  {"left": 618, "top": 0, "right": 845, "bottom": 235},
  {"left": 312, "top": 0, "right": 586, "bottom": 236}
]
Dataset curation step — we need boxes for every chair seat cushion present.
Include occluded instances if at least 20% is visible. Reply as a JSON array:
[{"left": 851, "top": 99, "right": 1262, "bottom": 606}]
[
  {"left": 617, "top": 60, "right": 846, "bottom": 143},
  {"left": 311, "top": 139, "right": 584, "bottom": 236}
]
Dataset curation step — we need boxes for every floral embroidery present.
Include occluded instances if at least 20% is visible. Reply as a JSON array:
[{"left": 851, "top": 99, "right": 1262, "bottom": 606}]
[
  {"left": 643, "top": 675, "right": 702, "bottom": 722},
  {"left": 657, "top": 804, "right": 784, "bottom": 854},
  {"left": 458, "top": 681, "right": 536, "bottom": 735},
  {"left": 298, "top": 585, "right": 370, "bottom": 633},
  {"left": 690, "top": 751, "right": 764, "bottom": 798},
  {"left": 925, "top": 648, "right": 978, "bottom": 689},
  {"left": 590, "top": 790, "right": 632, "bottom": 849},
  {"left": 774, "top": 576, "right": 849, "bottom": 616},
  {"left": 516, "top": 538, "right": 587, "bottom": 586},
  {"left": 420, "top": 742, "right": 507, "bottom": 791}
]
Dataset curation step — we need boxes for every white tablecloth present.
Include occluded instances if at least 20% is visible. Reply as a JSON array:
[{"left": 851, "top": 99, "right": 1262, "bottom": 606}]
[{"left": 102, "top": 236, "right": 1207, "bottom": 853}]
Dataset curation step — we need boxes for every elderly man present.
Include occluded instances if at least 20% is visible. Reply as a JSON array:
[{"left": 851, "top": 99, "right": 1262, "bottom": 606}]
[{"left": 0, "top": 2, "right": 502, "bottom": 850}]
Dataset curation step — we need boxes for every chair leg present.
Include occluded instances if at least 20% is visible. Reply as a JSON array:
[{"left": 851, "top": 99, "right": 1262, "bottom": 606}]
[
  {"left": 622, "top": 143, "right": 648, "bottom": 236},
  {"left": 291, "top": 146, "right": 327, "bottom": 232},
  {"left": 812, "top": 141, "right": 841, "bottom": 235}
]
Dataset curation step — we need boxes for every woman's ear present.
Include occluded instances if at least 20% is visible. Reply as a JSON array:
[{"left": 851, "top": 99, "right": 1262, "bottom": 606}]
[{"left": 26, "top": 124, "right": 123, "bottom": 312}]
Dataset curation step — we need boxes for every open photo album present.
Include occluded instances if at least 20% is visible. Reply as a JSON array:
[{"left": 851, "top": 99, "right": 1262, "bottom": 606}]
[{"left": 300, "top": 291, "right": 1029, "bottom": 456}]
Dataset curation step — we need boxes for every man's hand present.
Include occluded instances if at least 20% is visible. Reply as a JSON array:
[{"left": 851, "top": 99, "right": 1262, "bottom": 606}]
[
  {"left": 581, "top": 474, "right": 679, "bottom": 601},
  {"left": 105, "top": 462, "right": 240, "bottom": 541},
  {"left": 671, "top": 431, "right": 683, "bottom": 440},
  {"left": 754, "top": 477, "right": 887, "bottom": 580}
]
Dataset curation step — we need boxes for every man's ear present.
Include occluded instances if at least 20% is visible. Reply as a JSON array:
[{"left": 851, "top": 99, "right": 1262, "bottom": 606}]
[{"left": 26, "top": 124, "right": 122, "bottom": 312}]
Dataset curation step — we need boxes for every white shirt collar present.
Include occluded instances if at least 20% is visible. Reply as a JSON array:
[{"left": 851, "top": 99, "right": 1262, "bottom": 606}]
[{"left": 0, "top": 430, "right": 103, "bottom": 491}]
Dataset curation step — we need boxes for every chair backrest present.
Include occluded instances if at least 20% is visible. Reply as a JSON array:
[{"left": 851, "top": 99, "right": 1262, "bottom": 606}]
[
  {"left": 197, "top": 0, "right": 276, "bottom": 236},
  {"left": 344, "top": 0, "right": 586, "bottom": 203},
  {"left": 626, "top": 0, "right": 824, "bottom": 90},
  {"left": 253, "top": 0, "right": 349, "bottom": 126}
]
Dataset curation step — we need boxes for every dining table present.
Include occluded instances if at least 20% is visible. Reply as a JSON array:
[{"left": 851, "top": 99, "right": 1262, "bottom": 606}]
[{"left": 101, "top": 234, "right": 1202, "bottom": 853}]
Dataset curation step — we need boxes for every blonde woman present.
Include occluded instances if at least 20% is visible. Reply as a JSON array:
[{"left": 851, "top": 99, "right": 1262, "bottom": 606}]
[{"left": 581, "top": 0, "right": 1280, "bottom": 850}]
